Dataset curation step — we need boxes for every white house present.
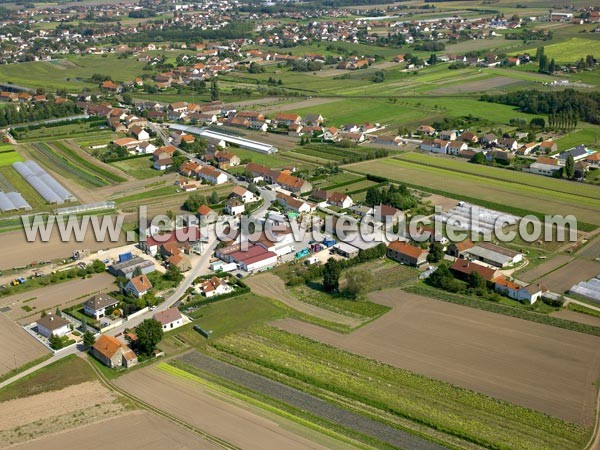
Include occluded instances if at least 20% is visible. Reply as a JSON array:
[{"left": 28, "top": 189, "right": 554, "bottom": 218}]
[
  {"left": 153, "top": 308, "right": 184, "bottom": 331},
  {"left": 230, "top": 186, "right": 255, "bottom": 204},
  {"left": 136, "top": 141, "right": 157, "bottom": 155},
  {"left": 36, "top": 313, "right": 70, "bottom": 338},
  {"left": 125, "top": 274, "right": 153, "bottom": 298},
  {"left": 83, "top": 294, "right": 119, "bottom": 319},
  {"left": 495, "top": 278, "right": 547, "bottom": 304},
  {"left": 276, "top": 192, "right": 314, "bottom": 214},
  {"left": 200, "top": 276, "right": 234, "bottom": 297},
  {"left": 225, "top": 198, "right": 246, "bottom": 215},
  {"left": 197, "top": 166, "right": 228, "bottom": 185}
]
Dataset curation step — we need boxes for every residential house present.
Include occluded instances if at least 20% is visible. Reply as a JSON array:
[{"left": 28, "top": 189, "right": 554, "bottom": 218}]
[
  {"left": 518, "top": 142, "right": 538, "bottom": 156},
  {"left": 328, "top": 192, "right": 353, "bottom": 209},
  {"left": 36, "top": 313, "right": 70, "bottom": 338},
  {"left": 200, "top": 276, "right": 234, "bottom": 297},
  {"left": 153, "top": 308, "right": 184, "bottom": 331},
  {"left": 136, "top": 141, "right": 157, "bottom": 155},
  {"left": 129, "top": 126, "right": 150, "bottom": 141},
  {"left": 322, "top": 126, "right": 339, "bottom": 141},
  {"left": 386, "top": 241, "right": 428, "bottom": 267},
  {"left": 92, "top": 335, "right": 137, "bottom": 368},
  {"left": 197, "top": 165, "right": 228, "bottom": 185},
  {"left": 83, "top": 294, "right": 119, "bottom": 319},
  {"left": 125, "top": 274, "right": 153, "bottom": 298},
  {"left": 225, "top": 198, "right": 246, "bottom": 215},
  {"left": 274, "top": 113, "right": 301, "bottom": 127},
  {"left": 481, "top": 133, "right": 498, "bottom": 147},
  {"left": 539, "top": 140, "right": 557, "bottom": 153},
  {"left": 439, "top": 130, "right": 457, "bottom": 141},
  {"left": 460, "top": 131, "right": 478, "bottom": 144},
  {"left": 302, "top": 114, "right": 324, "bottom": 126},
  {"left": 276, "top": 172, "right": 312, "bottom": 194},
  {"left": 416, "top": 125, "right": 436, "bottom": 135},
  {"left": 447, "top": 141, "right": 467, "bottom": 155},
  {"left": 113, "top": 137, "right": 139, "bottom": 150},
  {"left": 197, "top": 204, "right": 218, "bottom": 224},
  {"left": 276, "top": 192, "right": 314, "bottom": 214},
  {"left": 373, "top": 204, "right": 404, "bottom": 225},
  {"left": 556, "top": 145, "right": 589, "bottom": 163},
  {"left": 498, "top": 138, "right": 518, "bottom": 151},
  {"left": 230, "top": 186, "right": 255, "bottom": 203}
]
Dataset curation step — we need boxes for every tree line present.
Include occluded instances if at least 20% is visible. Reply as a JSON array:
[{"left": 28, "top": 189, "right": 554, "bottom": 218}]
[{"left": 0, "top": 100, "right": 81, "bottom": 127}]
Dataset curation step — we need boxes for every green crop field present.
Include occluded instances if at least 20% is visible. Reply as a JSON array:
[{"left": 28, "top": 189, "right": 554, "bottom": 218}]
[
  {"left": 0, "top": 149, "right": 23, "bottom": 166},
  {"left": 228, "top": 147, "right": 290, "bottom": 167},
  {"left": 554, "top": 126, "right": 600, "bottom": 151},
  {"left": 0, "top": 55, "right": 147, "bottom": 92},
  {"left": 52, "top": 141, "right": 126, "bottom": 184},
  {"left": 213, "top": 326, "right": 588, "bottom": 450},
  {"left": 520, "top": 38, "right": 600, "bottom": 64},
  {"left": 345, "top": 157, "right": 600, "bottom": 226},
  {"left": 395, "top": 152, "right": 600, "bottom": 199}
]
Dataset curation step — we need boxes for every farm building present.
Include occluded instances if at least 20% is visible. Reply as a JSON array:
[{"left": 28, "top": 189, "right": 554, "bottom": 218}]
[
  {"left": 463, "top": 243, "right": 523, "bottom": 268},
  {"left": 494, "top": 277, "right": 547, "bottom": 304},
  {"left": 450, "top": 259, "right": 498, "bottom": 283},
  {"left": 386, "top": 241, "right": 428, "bottom": 267},
  {"left": 333, "top": 242, "right": 360, "bottom": 259},
  {"left": 91, "top": 335, "right": 138, "bottom": 369},
  {"left": 169, "top": 124, "right": 278, "bottom": 154},
  {"left": 109, "top": 256, "right": 156, "bottom": 279}
]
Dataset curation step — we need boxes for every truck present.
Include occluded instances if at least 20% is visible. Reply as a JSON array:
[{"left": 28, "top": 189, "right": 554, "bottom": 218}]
[
  {"left": 295, "top": 248, "right": 310, "bottom": 259},
  {"left": 217, "top": 262, "right": 238, "bottom": 273},
  {"left": 323, "top": 238, "right": 336, "bottom": 248}
]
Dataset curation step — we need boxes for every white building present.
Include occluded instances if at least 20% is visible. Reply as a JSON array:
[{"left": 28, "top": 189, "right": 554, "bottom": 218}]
[
  {"left": 83, "top": 294, "right": 119, "bottom": 320},
  {"left": 36, "top": 313, "right": 70, "bottom": 338},
  {"left": 153, "top": 308, "right": 184, "bottom": 332},
  {"left": 200, "top": 276, "right": 234, "bottom": 297}
]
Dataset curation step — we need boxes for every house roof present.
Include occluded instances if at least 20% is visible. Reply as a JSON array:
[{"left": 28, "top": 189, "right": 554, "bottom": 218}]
[
  {"left": 93, "top": 334, "right": 124, "bottom": 359},
  {"left": 84, "top": 293, "right": 118, "bottom": 311},
  {"left": 450, "top": 259, "right": 497, "bottom": 281},
  {"left": 197, "top": 204, "right": 215, "bottom": 216},
  {"left": 36, "top": 313, "right": 69, "bottom": 331},
  {"left": 153, "top": 308, "right": 182, "bottom": 326},
  {"left": 451, "top": 239, "right": 474, "bottom": 252},
  {"left": 387, "top": 241, "right": 426, "bottom": 259},
  {"left": 128, "top": 274, "right": 152, "bottom": 293},
  {"left": 276, "top": 172, "right": 306, "bottom": 190}
]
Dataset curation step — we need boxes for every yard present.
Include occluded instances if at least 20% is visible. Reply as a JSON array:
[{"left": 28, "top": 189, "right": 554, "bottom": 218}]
[{"left": 110, "top": 156, "right": 157, "bottom": 180}]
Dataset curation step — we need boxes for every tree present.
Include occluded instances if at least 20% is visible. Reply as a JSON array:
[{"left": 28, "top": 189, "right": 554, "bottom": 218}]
[
  {"left": 49, "top": 334, "right": 64, "bottom": 350},
  {"left": 467, "top": 271, "right": 487, "bottom": 291},
  {"left": 548, "top": 58, "right": 556, "bottom": 74},
  {"left": 322, "top": 258, "right": 341, "bottom": 292},
  {"left": 210, "top": 79, "right": 219, "bottom": 101},
  {"left": 83, "top": 330, "right": 96, "bottom": 348},
  {"left": 565, "top": 154, "right": 575, "bottom": 179},
  {"left": 55, "top": 307, "right": 61, "bottom": 316},
  {"left": 210, "top": 190, "right": 220, "bottom": 204},
  {"left": 90, "top": 259, "right": 106, "bottom": 273},
  {"left": 136, "top": 319, "right": 163, "bottom": 355},
  {"left": 344, "top": 269, "right": 373, "bottom": 299},
  {"left": 427, "top": 242, "right": 444, "bottom": 263},
  {"left": 470, "top": 152, "right": 486, "bottom": 164},
  {"left": 165, "top": 264, "right": 183, "bottom": 283},
  {"left": 248, "top": 62, "right": 265, "bottom": 73}
]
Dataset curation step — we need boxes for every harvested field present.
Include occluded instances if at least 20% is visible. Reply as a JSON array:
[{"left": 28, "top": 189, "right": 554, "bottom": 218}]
[
  {"left": 577, "top": 234, "right": 600, "bottom": 260},
  {"left": 115, "top": 365, "right": 351, "bottom": 450},
  {"left": 517, "top": 254, "right": 573, "bottom": 282},
  {"left": 0, "top": 314, "right": 48, "bottom": 377},
  {"left": 0, "top": 226, "right": 127, "bottom": 270},
  {"left": 541, "top": 259, "right": 600, "bottom": 293},
  {"left": 245, "top": 273, "right": 362, "bottom": 328},
  {"left": 0, "top": 273, "right": 115, "bottom": 324},
  {"left": 552, "top": 309, "right": 600, "bottom": 328},
  {"left": 430, "top": 76, "right": 522, "bottom": 95},
  {"left": 8, "top": 410, "right": 222, "bottom": 450},
  {"left": 275, "top": 290, "right": 600, "bottom": 426}
]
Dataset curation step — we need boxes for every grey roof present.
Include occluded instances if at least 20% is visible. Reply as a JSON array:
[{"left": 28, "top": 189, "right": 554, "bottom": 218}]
[
  {"left": 37, "top": 313, "right": 70, "bottom": 330},
  {"left": 558, "top": 145, "right": 588, "bottom": 160},
  {"left": 84, "top": 293, "right": 119, "bottom": 311},
  {"left": 0, "top": 192, "right": 16, "bottom": 212}
]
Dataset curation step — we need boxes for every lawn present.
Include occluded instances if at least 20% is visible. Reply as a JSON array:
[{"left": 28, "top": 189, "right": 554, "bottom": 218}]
[
  {"left": 519, "top": 37, "right": 600, "bottom": 64},
  {"left": 0, "top": 149, "right": 24, "bottom": 167},
  {"left": 110, "top": 156, "right": 157, "bottom": 180},
  {"left": 554, "top": 126, "right": 600, "bottom": 151},
  {"left": 213, "top": 326, "right": 589, "bottom": 450},
  {"left": 228, "top": 147, "right": 291, "bottom": 167},
  {"left": 0, "top": 355, "right": 95, "bottom": 402},
  {"left": 344, "top": 157, "right": 600, "bottom": 227}
]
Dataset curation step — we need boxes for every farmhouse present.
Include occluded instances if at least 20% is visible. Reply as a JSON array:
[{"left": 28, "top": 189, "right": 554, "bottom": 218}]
[
  {"left": 92, "top": 335, "right": 138, "bottom": 369},
  {"left": 36, "top": 313, "right": 70, "bottom": 338},
  {"left": 125, "top": 274, "right": 153, "bottom": 298},
  {"left": 153, "top": 308, "right": 184, "bottom": 331},
  {"left": 197, "top": 165, "right": 228, "bottom": 185},
  {"left": 276, "top": 172, "right": 312, "bottom": 193},
  {"left": 446, "top": 240, "right": 475, "bottom": 258},
  {"left": 450, "top": 259, "right": 498, "bottom": 283},
  {"left": 494, "top": 277, "right": 547, "bottom": 304},
  {"left": 83, "top": 293, "right": 119, "bottom": 319},
  {"left": 464, "top": 242, "right": 523, "bottom": 268},
  {"left": 386, "top": 241, "right": 428, "bottom": 267}
]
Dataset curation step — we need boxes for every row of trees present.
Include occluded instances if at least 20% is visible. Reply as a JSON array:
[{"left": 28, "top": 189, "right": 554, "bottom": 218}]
[
  {"left": 0, "top": 100, "right": 81, "bottom": 127},
  {"left": 481, "top": 89, "right": 600, "bottom": 124}
]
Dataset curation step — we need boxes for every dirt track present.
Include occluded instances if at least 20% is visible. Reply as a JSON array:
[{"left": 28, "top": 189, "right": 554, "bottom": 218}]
[
  {"left": 0, "top": 313, "right": 48, "bottom": 376},
  {"left": 246, "top": 273, "right": 362, "bottom": 328},
  {"left": 115, "top": 365, "right": 348, "bottom": 450},
  {"left": 8, "top": 410, "right": 222, "bottom": 450},
  {"left": 274, "top": 289, "right": 600, "bottom": 426}
]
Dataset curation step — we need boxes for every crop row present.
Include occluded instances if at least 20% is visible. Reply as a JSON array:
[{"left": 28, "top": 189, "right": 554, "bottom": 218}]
[
  {"left": 51, "top": 141, "right": 125, "bottom": 184},
  {"left": 213, "top": 327, "right": 588, "bottom": 450},
  {"left": 31, "top": 142, "right": 108, "bottom": 188}
]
